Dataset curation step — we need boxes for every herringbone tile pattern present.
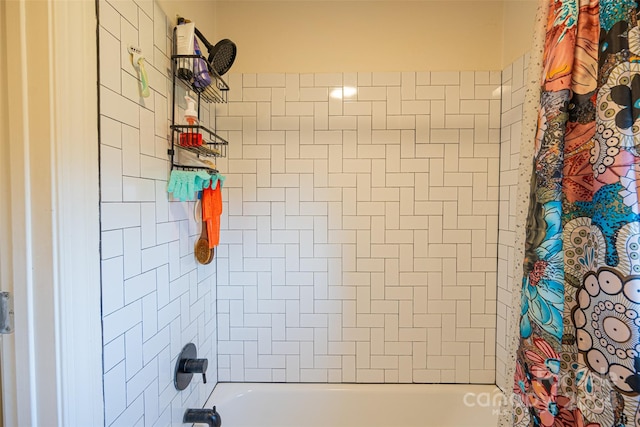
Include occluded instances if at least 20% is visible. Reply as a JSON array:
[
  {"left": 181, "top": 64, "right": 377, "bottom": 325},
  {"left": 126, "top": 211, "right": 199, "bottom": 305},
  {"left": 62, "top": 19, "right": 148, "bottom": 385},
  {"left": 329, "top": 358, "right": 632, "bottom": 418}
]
[{"left": 214, "top": 70, "right": 501, "bottom": 384}]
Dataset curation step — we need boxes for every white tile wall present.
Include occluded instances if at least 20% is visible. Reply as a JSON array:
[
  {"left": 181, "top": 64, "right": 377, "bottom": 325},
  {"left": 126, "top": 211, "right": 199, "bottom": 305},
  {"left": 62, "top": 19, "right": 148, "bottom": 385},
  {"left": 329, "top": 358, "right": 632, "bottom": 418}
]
[
  {"left": 496, "top": 54, "right": 528, "bottom": 391},
  {"left": 99, "top": 4, "right": 527, "bottom": 417},
  {"left": 215, "top": 71, "right": 501, "bottom": 384},
  {"left": 98, "top": 1, "right": 217, "bottom": 425}
]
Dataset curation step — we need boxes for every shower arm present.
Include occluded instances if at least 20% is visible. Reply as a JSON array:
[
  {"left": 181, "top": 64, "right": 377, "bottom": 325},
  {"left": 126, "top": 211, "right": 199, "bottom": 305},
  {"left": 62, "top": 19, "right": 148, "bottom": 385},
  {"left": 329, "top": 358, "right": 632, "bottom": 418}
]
[{"left": 194, "top": 27, "right": 214, "bottom": 52}]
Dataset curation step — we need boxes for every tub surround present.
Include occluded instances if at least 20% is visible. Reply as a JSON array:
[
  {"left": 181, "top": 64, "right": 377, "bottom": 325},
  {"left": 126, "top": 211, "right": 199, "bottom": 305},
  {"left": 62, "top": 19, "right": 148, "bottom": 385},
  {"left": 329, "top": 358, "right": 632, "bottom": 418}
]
[
  {"left": 496, "top": 53, "right": 528, "bottom": 391},
  {"left": 214, "top": 71, "right": 501, "bottom": 384},
  {"left": 97, "top": 0, "right": 532, "bottom": 423},
  {"left": 98, "top": 0, "right": 218, "bottom": 425}
]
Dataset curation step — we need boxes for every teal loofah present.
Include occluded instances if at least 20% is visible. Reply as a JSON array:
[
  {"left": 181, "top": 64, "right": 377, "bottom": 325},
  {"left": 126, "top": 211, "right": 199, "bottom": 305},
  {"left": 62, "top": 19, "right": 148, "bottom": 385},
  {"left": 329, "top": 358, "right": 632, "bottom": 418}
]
[
  {"left": 210, "top": 173, "right": 226, "bottom": 189},
  {"left": 194, "top": 170, "right": 213, "bottom": 191},
  {"left": 168, "top": 170, "right": 198, "bottom": 201},
  {"left": 168, "top": 170, "right": 222, "bottom": 201}
]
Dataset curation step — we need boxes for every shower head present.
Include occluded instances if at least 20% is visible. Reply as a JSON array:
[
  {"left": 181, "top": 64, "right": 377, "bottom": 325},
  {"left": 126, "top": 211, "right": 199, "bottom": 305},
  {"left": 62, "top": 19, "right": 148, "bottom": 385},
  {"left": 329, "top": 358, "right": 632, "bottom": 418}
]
[{"left": 194, "top": 27, "right": 237, "bottom": 76}]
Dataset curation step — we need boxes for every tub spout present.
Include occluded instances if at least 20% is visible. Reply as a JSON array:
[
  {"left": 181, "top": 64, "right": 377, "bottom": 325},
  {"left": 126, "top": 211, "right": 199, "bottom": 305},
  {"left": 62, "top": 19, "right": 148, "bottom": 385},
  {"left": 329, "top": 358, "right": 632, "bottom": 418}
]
[{"left": 183, "top": 406, "right": 221, "bottom": 427}]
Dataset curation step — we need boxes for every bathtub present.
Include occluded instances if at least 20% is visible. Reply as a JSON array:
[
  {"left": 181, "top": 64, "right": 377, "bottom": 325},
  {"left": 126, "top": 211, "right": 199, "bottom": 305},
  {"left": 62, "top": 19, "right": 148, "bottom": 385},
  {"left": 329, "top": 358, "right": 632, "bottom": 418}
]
[{"left": 205, "top": 383, "right": 502, "bottom": 427}]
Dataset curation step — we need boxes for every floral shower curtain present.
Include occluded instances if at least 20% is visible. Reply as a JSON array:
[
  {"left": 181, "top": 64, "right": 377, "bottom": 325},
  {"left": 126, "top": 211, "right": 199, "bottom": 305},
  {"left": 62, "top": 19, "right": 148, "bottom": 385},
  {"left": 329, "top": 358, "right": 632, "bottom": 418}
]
[{"left": 512, "top": 0, "right": 640, "bottom": 426}]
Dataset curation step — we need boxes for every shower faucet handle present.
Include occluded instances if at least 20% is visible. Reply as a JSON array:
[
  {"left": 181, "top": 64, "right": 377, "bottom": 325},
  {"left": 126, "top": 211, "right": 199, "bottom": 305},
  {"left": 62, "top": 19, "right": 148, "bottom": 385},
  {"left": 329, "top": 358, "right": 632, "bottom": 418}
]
[
  {"left": 179, "top": 357, "right": 209, "bottom": 383},
  {"left": 174, "top": 343, "right": 208, "bottom": 390}
]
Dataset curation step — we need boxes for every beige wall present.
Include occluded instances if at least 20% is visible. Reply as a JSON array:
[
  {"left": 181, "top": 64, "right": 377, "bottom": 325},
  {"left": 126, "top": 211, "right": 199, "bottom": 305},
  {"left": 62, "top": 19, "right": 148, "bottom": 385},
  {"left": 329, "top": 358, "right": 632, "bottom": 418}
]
[
  {"left": 157, "top": 0, "right": 541, "bottom": 73},
  {"left": 215, "top": 1, "right": 504, "bottom": 73},
  {"left": 156, "top": 0, "right": 218, "bottom": 41},
  {"left": 502, "top": 0, "right": 537, "bottom": 65}
]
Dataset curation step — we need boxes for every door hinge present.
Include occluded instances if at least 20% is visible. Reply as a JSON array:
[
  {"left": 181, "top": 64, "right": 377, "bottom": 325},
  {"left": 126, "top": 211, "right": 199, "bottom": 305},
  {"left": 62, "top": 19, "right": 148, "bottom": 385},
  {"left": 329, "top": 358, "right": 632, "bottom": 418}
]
[{"left": 0, "top": 292, "right": 14, "bottom": 334}]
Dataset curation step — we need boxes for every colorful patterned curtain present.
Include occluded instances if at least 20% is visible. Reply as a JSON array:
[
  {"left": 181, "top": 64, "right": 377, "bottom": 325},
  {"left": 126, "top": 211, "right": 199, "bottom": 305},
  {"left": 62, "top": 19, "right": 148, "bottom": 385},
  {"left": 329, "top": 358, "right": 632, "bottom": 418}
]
[{"left": 512, "top": 0, "right": 640, "bottom": 426}]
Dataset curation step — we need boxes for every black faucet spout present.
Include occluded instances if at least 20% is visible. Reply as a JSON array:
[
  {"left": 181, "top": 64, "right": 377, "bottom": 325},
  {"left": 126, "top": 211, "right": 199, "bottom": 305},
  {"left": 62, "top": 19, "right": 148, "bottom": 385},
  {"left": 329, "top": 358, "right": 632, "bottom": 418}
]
[{"left": 183, "top": 406, "right": 222, "bottom": 427}]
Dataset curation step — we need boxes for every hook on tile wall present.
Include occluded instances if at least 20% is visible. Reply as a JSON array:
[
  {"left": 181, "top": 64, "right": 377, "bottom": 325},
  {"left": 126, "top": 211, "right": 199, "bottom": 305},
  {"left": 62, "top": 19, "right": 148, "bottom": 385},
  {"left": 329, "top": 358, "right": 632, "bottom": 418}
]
[{"left": 127, "top": 45, "right": 150, "bottom": 98}]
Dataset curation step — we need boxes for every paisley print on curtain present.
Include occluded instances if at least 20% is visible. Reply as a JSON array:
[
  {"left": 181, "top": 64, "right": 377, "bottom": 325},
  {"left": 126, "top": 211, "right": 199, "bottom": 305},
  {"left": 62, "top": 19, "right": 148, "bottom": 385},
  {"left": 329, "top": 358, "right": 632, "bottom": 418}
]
[{"left": 512, "top": 0, "right": 640, "bottom": 426}]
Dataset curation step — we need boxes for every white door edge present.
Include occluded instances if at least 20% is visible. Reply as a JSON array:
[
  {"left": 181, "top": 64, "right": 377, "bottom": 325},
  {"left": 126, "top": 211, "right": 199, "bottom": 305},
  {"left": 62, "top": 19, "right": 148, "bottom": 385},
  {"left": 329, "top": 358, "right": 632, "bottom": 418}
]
[
  {"left": 0, "top": 0, "right": 103, "bottom": 425},
  {"left": 51, "top": 0, "right": 104, "bottom": 425}
]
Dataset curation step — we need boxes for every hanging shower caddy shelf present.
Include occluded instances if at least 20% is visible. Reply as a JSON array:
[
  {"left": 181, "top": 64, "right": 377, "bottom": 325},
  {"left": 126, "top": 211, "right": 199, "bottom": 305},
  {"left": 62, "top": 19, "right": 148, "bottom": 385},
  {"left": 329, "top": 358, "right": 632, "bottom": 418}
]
[
  {"left": 173, "top": 55, "right": 229, "bottom": 104},
  {"left": 170, "top": 124, "right": 228, "bottom": 158},
  {"left": 169, "top": 26, "right": 229, "bottom": 174}
]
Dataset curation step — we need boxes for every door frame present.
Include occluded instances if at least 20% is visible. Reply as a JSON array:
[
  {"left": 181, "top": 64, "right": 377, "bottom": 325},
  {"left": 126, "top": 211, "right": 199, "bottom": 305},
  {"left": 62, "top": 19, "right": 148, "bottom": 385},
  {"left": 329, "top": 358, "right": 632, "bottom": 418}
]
[{"left": 0, "top": 0, "right": 103, "bottom": 425}]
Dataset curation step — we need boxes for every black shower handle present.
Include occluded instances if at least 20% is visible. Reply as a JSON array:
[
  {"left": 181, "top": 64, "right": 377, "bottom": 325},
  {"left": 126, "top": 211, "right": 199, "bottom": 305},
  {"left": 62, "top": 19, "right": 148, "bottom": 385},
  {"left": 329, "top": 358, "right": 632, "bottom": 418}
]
[{"left": 179, "top": 357, "right": 208, "bottom": 383}]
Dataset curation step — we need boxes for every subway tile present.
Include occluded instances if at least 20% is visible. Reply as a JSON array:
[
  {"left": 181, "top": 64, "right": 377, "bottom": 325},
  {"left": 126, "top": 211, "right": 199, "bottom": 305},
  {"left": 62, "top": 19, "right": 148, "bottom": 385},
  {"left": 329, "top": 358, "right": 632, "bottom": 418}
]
[
  {"left": 328, "top": 116, "right": 357, "bottom": 130},
  {"left": 387, "top": 87, "right": 401, "bottom": 115},
  {"left": 372, "top": 72, "right": 401, "bottom": 86},
  {"left": 402, "top": 100, "right": 429, "bottom": 115},
  {"left": 300, "top": 87, "right": 329, "bottom": 102},
  {"left": 151, "top": 3, "right": 168, "bottom": 55},
  {"left": 119, "top": 18, "right": 139, "bottom": 87},
  {"left": 430, "top": 71, "right": 459, "bottom": 85},
  {"left": 101, "top": 87, "right": 140, "bottom": 128},
  {"left": 124, "top": 323, "right": 143, "bottom": 381},
  {"left": 102, "top": 229, "right": 124, "bottom": 260},
  {"left": 104, "top": 361, "right": 127, "bottom": 424},
  {"left": 111, "top": 1, "right": 140, "bottom": 27},
  {"left": 343, "top": 101, "right": 371, "bottom": 116},
  {"left": 122, "top": 177, "right": 154, "bottom": 202},
  {"left": 126, "top": 358, "right": 157, "bottom": 405},
  {"left": 358, "top": 87, "right": 386, "bottom": 101},
  {"left": 121, "top": 67, "right": 146, "bottom": 105},
  {"left": 140, "top": 154, "right": 167, "bottom": 180},
  {"left": 387, "top": 115, "right": 415, "bottom": 130},
  {"left": 460, "top": 72, "right": 475, "bottom": 99},
  {"left": 401, "top": 72, "right": 416, "bottom": 100},
  {"left": 103, "top": 299, "right": 142, "bottom": 344},
  {"left": 314, "top": 102, "right": 329, "bottom": 130},
  {"left": 271, "top": 88, "right": 286, "bottom": 116},
  {"left": 371, "top": 130, "right": 400, "bottom": 144},
  {"left": 243, "top": 87, "right": 272, "bottom": 102},
  {"left": 314, "top": 73, "right": 343, "bottom": 87},
  {"left": 286, "top": 102, "right": 314, "bottom": 116},
  {"left": 257, "top": 73, "right": 286, "bottom": 87},
  {"left": 153, "top": 92, "right": 168, "bottom": 137},
  {"left": 124, "top": 270, "right": 156, "bottom": 304},
  {"left": 102, "top": 203, "right": 141, "bottom": 230},
  {"left": 138, "top": 108, "right": 155, "bottom": 157},
  {"left": 134, "top": 0, "right": 153, "bottom": 19},
  {"left": 285, "top": 74, "right": 300, "bottom": 101},
  {"left": 100, "top": 1, "right": 121, "bottom": 38},
  {"left": 100, "top": 27, "right": 122, "bottom": 93},
  {"left": 416, "top": 86, "right": 444, "bottom": 100},
  {"left": 100, "top": 56, "right": 515, "bottom": 394},
  {"left": 123, "top": 227, "right": 142, "bottom": 279},
  {"left": 101, "top": 145, "right": 123, "bottom": 202},
  {"left": 101, "top": 115, "right": 123, "bottom": 149},
  {"left": 445, "top": 86, "right": 460, "bottom": 114},
  {"left": 102, "top": 257, "right": 125, "bottom": 316}
]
